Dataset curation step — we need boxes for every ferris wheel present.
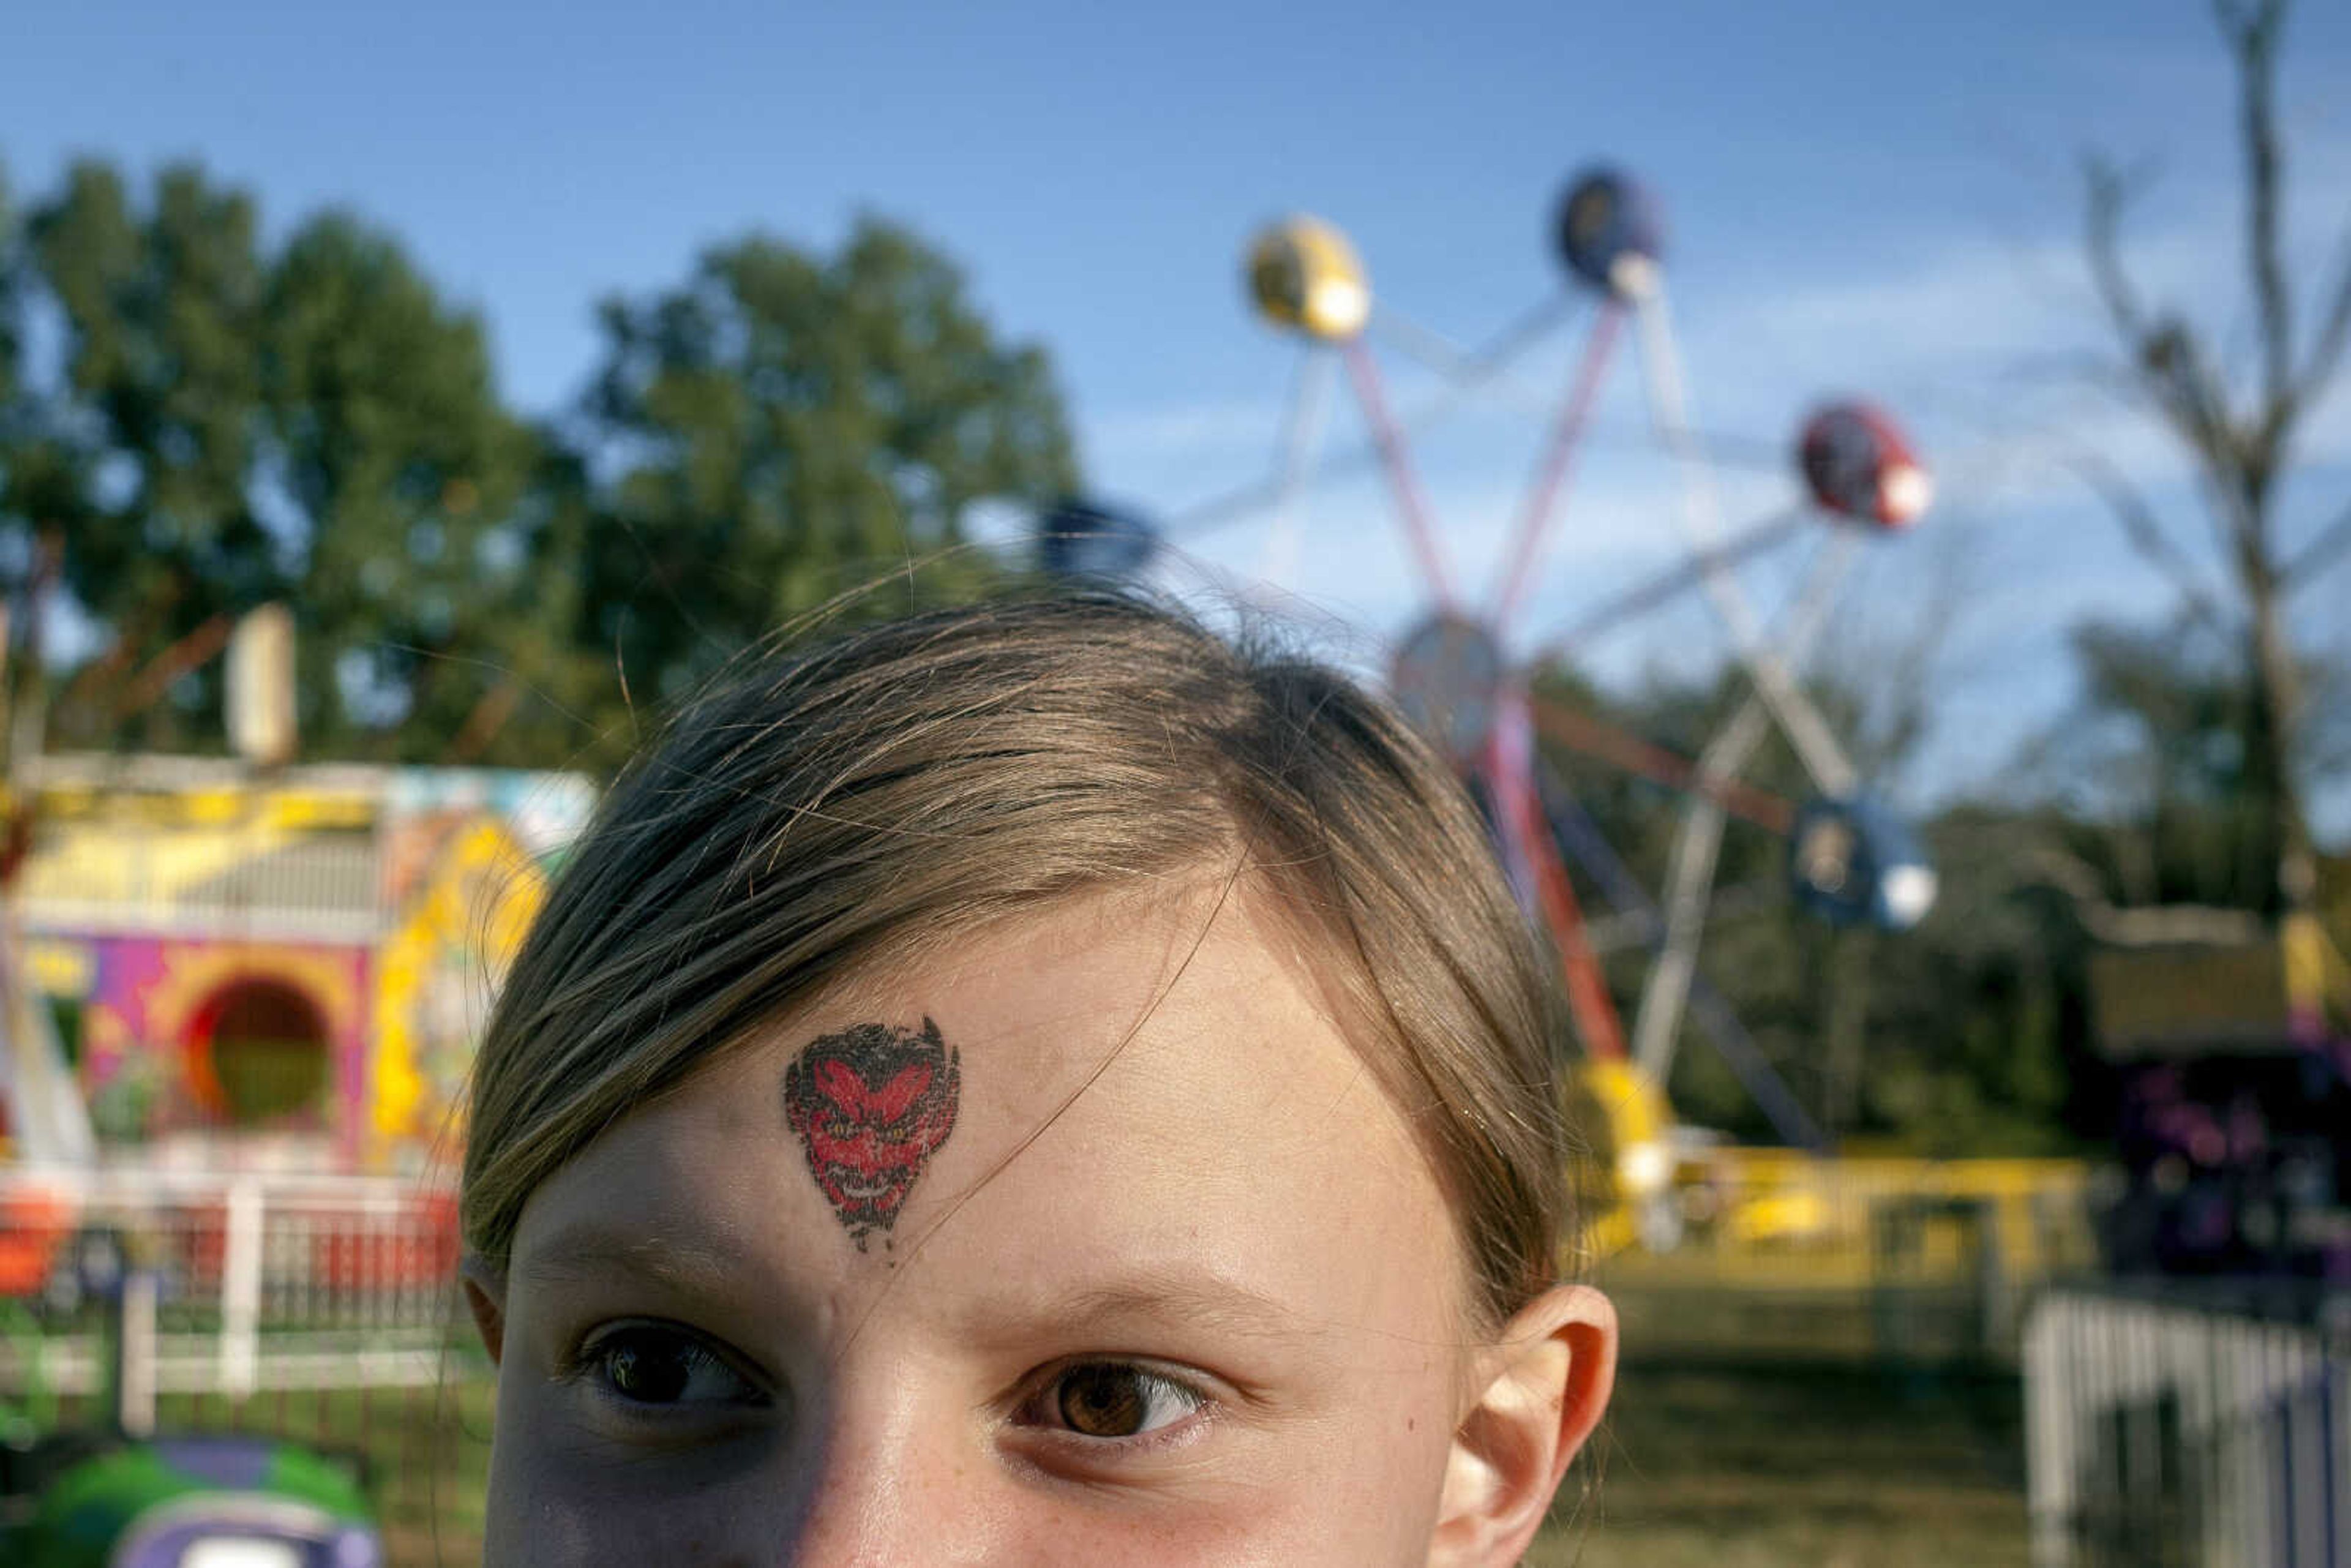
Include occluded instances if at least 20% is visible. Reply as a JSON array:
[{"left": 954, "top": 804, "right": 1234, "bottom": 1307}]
[{"left": 1037, "top": 166, "right": 1941, "bottom": 1237}]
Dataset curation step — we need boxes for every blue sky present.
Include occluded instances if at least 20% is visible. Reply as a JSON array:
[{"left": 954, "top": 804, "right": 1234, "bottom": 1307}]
[{"left": 5, "top": 1, "right": 2349, "bottom": 830}]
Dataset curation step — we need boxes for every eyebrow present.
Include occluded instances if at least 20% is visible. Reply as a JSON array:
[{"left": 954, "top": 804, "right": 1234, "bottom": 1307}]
[
  {"left": 958, "top": 1268, "right": 1319, "bottom": 1352},
  {"left": 517, "top": 1226, "right": 1327, "bottom": 1357},
  {"left": 515, "top": 1220, "right": 757, "bottom": 1296}
]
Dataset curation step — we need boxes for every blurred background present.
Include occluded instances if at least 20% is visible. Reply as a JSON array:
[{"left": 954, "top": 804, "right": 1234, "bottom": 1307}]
[{"left": 0, "top": 2, "right": 2347, "bottom": 1563}]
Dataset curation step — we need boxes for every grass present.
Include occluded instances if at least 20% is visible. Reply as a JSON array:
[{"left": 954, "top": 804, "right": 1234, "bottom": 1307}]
[{"left": 1529, "top": 1359, "right": 2032, "bottom": 1567}]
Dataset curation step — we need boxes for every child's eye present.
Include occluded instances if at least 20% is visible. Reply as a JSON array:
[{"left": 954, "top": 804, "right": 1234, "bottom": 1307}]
[
  {"left": 1033, "top": 1362, "right": 1207, "bottom": 1440},
  {"left": 579, "top": 1321, "right": 765, "bottom": 1409}
]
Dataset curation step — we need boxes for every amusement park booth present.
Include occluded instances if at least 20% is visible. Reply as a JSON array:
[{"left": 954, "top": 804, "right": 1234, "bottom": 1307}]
[
  {"left": 2087, "top": 895, "right": 2351, "bottom": 1288},
  {"left": 6, "top": 754, "right": 592, "bottom": 1172}
]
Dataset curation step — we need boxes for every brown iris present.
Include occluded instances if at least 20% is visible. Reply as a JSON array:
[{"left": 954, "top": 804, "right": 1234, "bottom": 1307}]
[{"left": 1055, "top": 1364, "right": 1155, "bottom": 1438}]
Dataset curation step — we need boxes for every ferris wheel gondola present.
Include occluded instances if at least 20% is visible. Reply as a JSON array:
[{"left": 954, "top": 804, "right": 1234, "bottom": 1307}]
[
  {"left": 1800, "top": 401, "right": 1934, "bottom": 530},
  {"left": 1556, "top": 167, "right": 1666, "bottom": 301},
  {"left": 1035, "top": 498, "right": 1163, "bottom": 581},
  {"left": 1246, "top": 216, "right": 1371, "bottom": 344},
  {"left": 1788, "top": 795, "right": 1939, "bottom": 932}
]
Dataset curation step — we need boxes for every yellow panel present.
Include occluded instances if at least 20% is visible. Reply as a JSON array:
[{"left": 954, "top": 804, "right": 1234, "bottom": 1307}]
[
  {"left": 36, "top": 786, "right": 99, "bottom": 817},
  {"left": 372, "top": 816, "right": 548, "bottom": 1153},
  {"left": 21, "top": 819, "right": 298, "bottom": 908},
  {"left": 265, "top": 792, "right": 378, "bottom": 831},
  {"left": 182, "top": 789, "right": 247, "bottom": 825},
  {"left": 26, "top": 939, "right": 95, "bottom": 997}
]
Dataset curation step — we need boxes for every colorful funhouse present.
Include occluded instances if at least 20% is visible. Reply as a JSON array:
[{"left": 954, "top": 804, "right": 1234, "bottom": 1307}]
[{"left": 6, "top": 754, "right": 593, "bottom": 1174}]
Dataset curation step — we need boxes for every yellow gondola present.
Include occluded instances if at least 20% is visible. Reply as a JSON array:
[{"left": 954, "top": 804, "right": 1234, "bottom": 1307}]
[{"left": 1245, "top": 216, "right": 1371, "bottom": 342}]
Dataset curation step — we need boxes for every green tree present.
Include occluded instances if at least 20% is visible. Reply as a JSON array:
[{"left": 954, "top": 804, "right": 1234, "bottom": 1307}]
[
  {"left": 2006, "top": 618, "right": 2350, "bottom": 943},
  {"left": 576, "top": 217, "right": 1078, "bottom": 718},
  {"left": 4, "top": 171, "right": 1081, "bottom": 771},
  {"left": 0, "top": 158, "right": 17, "bottom": 452},
  {"left": 23, "top": 161, "right": 274, "bottom": 746},
  {"left": 0, "top": 156, "right": 31, "bottom": 615},
  {"left": 5, "top": 159, "right": 534, "bottom": 756},
  {"left": 263, "top": 211, "right": 536, "bottom": 759}
]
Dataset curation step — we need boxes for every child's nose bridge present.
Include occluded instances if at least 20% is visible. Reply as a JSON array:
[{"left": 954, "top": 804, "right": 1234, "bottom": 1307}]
[{"left": 779, "top": 1356, "right": 997, "bottom": 1567}]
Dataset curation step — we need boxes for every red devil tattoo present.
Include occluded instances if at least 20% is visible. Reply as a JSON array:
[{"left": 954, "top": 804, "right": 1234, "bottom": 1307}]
[{"left": 782, "top": 1018, "right": 961, "bottom": 1248}]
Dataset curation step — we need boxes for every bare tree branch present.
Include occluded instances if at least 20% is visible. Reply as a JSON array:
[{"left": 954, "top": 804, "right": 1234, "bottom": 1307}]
[
  {"left": 2083, "top": 154, "right": 2153, "bottom": 343},
  {"left": 2284, "top": 495, "right": 2351, "bottom": 591},
  {"left": 2219, "top": 0, "right": 2351, "bottom": 411},
  {"left": 2066, "top": 449, "right": 2237, "bottom": 634},
  {"left": 2057, "top": 0, "right": 2322, "bottom": 923},
  {"left": 2219, "top": 0, "right": 2297, "bottom": 431},
  {"left": 2150, "top": 321, "right": 2248, "bottom": 494},
  {"left": 2300, "top": 223, "right": 2351, "bottom": 405},
  {"left": 2083, "top": 154, "right": 2246, "bottom": 487}
]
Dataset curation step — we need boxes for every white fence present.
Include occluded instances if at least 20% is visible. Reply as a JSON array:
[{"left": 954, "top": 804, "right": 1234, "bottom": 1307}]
[
  {"left": 0, "top": 1166, "right": 462, "bottom": 1403},
  {"left": 2027, "top": 1288, "right": 2350, "bottom": 1567}
]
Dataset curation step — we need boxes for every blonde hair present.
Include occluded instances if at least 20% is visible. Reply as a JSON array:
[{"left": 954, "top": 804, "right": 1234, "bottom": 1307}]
[{"left": 462, "top": 592, "right": 1573, "bottom": 1322}]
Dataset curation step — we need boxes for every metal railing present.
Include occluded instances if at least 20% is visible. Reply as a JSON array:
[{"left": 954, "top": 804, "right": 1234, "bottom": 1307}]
[
  {"left": 0, "top": 1166, "right": 462, "bottom": 1406},
  {"left": 2027, "top": 1286, "right": 2350, "bottom": 1567},
  {"left": 1591, "top": 1152, "right": 2099, "bottom": 1365}
]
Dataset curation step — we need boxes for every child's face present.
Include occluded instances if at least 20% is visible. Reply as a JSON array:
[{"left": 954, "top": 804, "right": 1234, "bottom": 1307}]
[{"left": 474, "top": 888, "right": 1575, "bottom": 1565}]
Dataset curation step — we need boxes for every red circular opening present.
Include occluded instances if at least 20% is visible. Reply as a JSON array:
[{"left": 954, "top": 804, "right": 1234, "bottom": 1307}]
[{"left": 188, "top": 977, "right": 331, "bottom": 1126}]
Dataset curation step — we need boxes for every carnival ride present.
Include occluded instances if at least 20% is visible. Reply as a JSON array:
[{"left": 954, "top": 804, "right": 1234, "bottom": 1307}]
[
  {"left": 0, "top": 1226, "right": 386, "bottom": 1567},
  {"left": 1034, "top": 165, "right": 2091, "bottom": 1274}
]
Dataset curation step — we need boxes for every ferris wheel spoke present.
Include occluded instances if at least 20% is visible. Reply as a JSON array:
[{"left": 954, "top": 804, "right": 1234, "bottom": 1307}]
[
  {"left": 1491, "top": 301, "right": 1626, "bottom": 631},
  {"left": 1340, "top": 336, "right": 1458, "bottom": 609},
  {"left": 1455, "top": 290, "right": 1581, "bottom": 383},
  {"left": 1371, "top": 301, "right": 1794, "bottom": 472},
  {"left": 1255, "top": 347, "right": 1338, "bottom": 593},
  {"left": 1630, "top": 282, "right": 1858, "bottom": 798},
  {"left": 1626, "top": 697, "right": 1768, "bottom": 1084},
  {"left": 1481, "top": 699, "right": 1625, "bottom": 1061},
  {"left": 1536, "top": 770, "right": 1828, "bottom": 1152},
  {"left": 1367, "top": 296, "right": 1578, "bottom": 419},
  {"left": 1521, "top": 691, "right": 1796, "bottom": 833},
  {"left": 1158, "top": 395, "right": 1466, "bottom": 546},
  {"left": 1521, "top": 504, "right": 1809, "bottom": 671},
  {"left": 1160, "top": 308, "right": 1691, "bottom": 550},
  {"left": 1581, "top": 876, "right": 1783, "bottom": 953},
  {"left": 1625, "top": 525, "right": 1862, "bottom": 1082}
]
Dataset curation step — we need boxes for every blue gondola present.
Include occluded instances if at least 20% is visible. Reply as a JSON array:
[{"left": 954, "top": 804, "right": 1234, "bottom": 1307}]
[
  {"left": 1788, "top": 795, "right": 1938, "bottom": 931},
  {"left": 1035, "top": 500, "right": 1162, "bottom": 581},
  {"left": 1555, "top": 167, "right": 1665, "bottom": 300}
]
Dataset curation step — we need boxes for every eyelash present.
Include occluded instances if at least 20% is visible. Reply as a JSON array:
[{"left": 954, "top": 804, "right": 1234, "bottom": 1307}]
[
  {"left": 569, "top": 1319, "right": 771, "bottom": 1415},
  {"left": 566, "top": 1322, "right": 1218, "bottom": 1456},
  {"left": 1014, "top": 1359, "right": 1217, "bottom": 1453}
]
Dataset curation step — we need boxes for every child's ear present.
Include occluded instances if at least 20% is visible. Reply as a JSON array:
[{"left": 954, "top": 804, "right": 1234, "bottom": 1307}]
[
  {"left": 1427, "top": 1284, "right": 1616, "bottom": 1567},
  {"left": 460, "top": 1255, "right": 508, "bottom": 1367}
]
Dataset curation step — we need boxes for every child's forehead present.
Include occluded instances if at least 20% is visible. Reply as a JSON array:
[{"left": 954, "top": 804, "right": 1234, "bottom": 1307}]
[
  {"left": 543, "top": 884, "right": 1458, "bottom": 1277},
  {"left": 822, "top": 874, "right": 1365, "bottom": 1040},
  {"left": 763, "top": 884, "right": 1369, "bottom": 1122}
]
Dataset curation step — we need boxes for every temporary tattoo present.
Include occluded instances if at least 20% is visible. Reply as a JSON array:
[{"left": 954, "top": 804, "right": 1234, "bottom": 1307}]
[{"left": 782, "top": 1017, "right": 961, "bottom": 1249}]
